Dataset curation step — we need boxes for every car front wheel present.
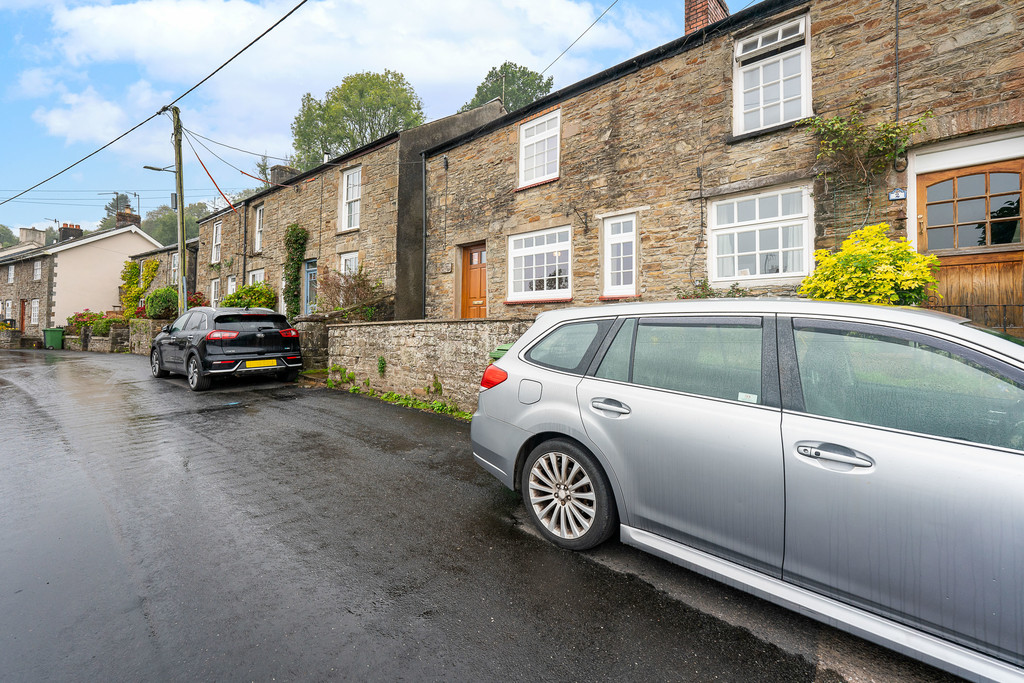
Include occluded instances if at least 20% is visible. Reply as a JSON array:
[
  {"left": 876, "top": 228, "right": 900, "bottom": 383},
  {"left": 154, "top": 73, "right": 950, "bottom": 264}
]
[
  {"left": 186, "top": 355, "right": 212, "bottom": 392},
  {"left": 150, "top": 349, "right": 169, "bottom": 378},
  {"left": 521, "top": 439, "right": 617, "bottom": 550}
]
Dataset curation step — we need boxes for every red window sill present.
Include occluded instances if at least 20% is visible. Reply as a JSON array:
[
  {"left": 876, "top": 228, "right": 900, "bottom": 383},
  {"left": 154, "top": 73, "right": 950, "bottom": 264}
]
[
  {"left": 514, "top": 177, "right": 559, "bottom": 193},
  {"left": 504, "top": 297, "right": 573, "bottom": 305},
  {"left": 598, "top": 294, "right": 639, "bottom": 301}
]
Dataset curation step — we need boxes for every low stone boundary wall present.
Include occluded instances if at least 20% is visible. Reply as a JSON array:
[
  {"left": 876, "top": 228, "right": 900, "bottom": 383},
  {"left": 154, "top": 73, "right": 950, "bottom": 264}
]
[
  {"left": 295, "top": 319, "right": 328, "bottom": 370},
  {"left": 0, "top": 329, "right": 21, "bottom": 349},
  {"left": 328, "top": 318, "right": 534, "bottom": 413},
  {"left": 130, "top": 319, "right": 169, "bottom": 355}
]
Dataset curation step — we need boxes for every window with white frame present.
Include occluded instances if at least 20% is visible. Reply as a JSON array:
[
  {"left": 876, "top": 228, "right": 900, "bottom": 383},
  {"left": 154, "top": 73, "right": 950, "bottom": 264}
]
[
  {"left": 227, "top": 275, "right": 236, "bottom": 295},
  {"left": 339, "top": 251, "right": 359, "bottom": 275},
  {"left": 6, "top": 265, "right": 13, "bottom": 283},
  {"left": 519, "top": 110, "right": 560, "bottom": 187},
  {"left": 248, "top": 269, "right": 265, "bottom": 285},
  {"left": 5, "top": 300, "right": 11, "bottom": 319},
  {"left": 212, "top": 221, "right": 222, "bottom": 263},
  {"left": 33, "top": 260, "right": 41, "bottom": 281},
  {"left": 603, "top": 214, "right": 637, "bottom": 297},
  {"left": 210, "top": 278, "right": 221, "bottom": 307},
  {"left": 734, "top": 16, "right": 810, "bottom": 135},
  {"left": 508, "top": 225, "right": 571, "bottom": 301},
  {"left": 342, "top": 167, "right": 361, "bottom": 231},
  {"left": 711, "top": 186, "right": 811, "bottom": 282},
  {"left": 170, "top": 252, "right": 179, "bottom": 288},
  {"left": 254, "top": 205, "right": 264, "bottom": 252},
  {"left": 30, "top": 299, "right": 39, "bottom": 325}
]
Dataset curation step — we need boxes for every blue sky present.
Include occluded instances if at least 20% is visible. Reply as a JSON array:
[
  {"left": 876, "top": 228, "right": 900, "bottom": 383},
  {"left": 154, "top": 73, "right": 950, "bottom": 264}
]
[{"left": 0, "top": 0, "right": 747, "bottom": 233}]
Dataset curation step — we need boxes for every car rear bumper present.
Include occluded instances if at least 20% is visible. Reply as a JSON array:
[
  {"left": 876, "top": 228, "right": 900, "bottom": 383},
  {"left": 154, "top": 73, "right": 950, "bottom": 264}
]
[{"left": 205, "top": 355, "right": 303, "bottom": 375}]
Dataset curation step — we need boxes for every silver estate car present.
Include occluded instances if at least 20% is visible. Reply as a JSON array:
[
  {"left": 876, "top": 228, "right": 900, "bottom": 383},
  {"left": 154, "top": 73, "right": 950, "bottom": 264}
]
[{"left": 470, "top": 299, "right": 1024, "bottom": 683}]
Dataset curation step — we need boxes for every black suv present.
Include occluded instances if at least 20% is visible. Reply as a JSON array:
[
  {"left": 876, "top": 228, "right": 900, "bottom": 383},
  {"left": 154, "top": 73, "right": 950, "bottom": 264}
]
[{"left": 150, "top": 307, "right": 303, "bottom": 391}]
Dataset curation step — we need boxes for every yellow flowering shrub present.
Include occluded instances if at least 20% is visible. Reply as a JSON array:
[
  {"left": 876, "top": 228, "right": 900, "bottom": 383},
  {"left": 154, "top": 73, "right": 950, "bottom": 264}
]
[{"left": 798, "top": 223, "right": 940, "bottom": 306}]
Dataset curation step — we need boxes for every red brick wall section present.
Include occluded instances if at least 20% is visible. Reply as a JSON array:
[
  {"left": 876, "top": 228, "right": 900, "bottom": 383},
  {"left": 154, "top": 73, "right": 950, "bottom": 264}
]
[{"left": 685, "top": 0, "right": 729, "bottom": 34}]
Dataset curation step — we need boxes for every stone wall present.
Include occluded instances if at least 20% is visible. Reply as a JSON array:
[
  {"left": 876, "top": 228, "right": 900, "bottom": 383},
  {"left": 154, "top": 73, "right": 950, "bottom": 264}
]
[
  {"left": 294, "top": 317, "right": 329, "bottom": 370},
  {"left": 0, "top": 329, "right": 20, "bottom": 349},
  {"left": 0, "top": 255, "right": 54, "bottom": 339},
  {"left": 129, "top": 318, "right": 170, "bottom": 355},
  {"left": 327, "top": 318, "right": 533, "bottom": 413}
]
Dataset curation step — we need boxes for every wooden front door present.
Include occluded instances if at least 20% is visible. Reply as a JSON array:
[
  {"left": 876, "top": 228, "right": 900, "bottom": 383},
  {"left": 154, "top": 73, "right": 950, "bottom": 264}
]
[
  {"left": 461, "top": 243, "right": 487, "bottom": 319},
  {"left": 19, "top": 300, "right": 26, "bottom": 331},
  {"left": 917, "top": 159, "right": 1023, "bottom": 334}
]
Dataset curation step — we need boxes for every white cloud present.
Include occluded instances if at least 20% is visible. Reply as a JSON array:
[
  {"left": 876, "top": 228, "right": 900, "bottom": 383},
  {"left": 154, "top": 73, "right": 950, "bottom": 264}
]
[
  {"left": 10, "top": 67, "right": 68, "bottom": 98},
  {"left": 32, "top": 86, "right": 127, "bottom": 144}
]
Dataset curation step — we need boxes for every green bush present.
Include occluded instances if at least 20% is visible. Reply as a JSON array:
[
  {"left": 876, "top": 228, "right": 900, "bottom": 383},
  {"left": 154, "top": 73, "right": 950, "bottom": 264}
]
[
  {"left": 145, "top": 286, "right": 178, "bottom": 319},
  {"left": 799, "top": 222, "right": 940, "bottom": 306},
  {"left": 91, "top": 317, "right": 114, "bottom": 336},
  {"left": 221, "top": 282, "right": 277, "bottom": 309}
]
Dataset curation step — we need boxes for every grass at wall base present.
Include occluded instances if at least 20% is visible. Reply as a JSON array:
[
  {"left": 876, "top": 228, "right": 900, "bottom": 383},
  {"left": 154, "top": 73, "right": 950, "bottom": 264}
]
[{"left": 798, "top": 223, "right": 940, "bottom": 306}]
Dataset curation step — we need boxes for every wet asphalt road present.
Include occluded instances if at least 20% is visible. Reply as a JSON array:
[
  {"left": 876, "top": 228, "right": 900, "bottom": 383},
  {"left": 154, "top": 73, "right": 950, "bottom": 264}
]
[{"left": 0, "top": 350, "right": 959, "bottom": 682}]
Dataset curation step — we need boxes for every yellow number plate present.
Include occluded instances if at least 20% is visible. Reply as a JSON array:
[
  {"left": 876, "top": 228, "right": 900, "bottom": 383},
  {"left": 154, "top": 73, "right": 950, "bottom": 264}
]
[{"left": 246, "top": 359, "right": 278, "bottom": 368}]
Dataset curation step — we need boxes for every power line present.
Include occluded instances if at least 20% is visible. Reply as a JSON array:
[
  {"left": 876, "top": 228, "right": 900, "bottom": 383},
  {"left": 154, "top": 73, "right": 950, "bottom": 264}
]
[
  {"left": 539, "top": 0, "right": 621, "bottom": 76},
  {"left": 0, "top": 0, "right": 311, "bottom": 209}
]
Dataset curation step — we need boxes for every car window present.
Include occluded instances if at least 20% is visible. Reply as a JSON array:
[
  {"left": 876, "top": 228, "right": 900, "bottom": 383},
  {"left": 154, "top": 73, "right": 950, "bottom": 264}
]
[
  {"left": 525, "top": 320, "right": 612, "bottom": 374},
  {"left": 185, "top": 313, "right": 206, "bottom": 331},
  {"left": 169, "top": 313, "right": 192, "bottom": 334},
  {"left": 793, "top": 322, "right": 1024, "bottom": 450},
  {"left": 631, "top": 318, "right": 763, "bottom": 403},
  {"left": 595, "top": 318, "right": 636, "bottom": 382},
  {"left": 213, "top": 314, "right": 289, "bottom": 331}
]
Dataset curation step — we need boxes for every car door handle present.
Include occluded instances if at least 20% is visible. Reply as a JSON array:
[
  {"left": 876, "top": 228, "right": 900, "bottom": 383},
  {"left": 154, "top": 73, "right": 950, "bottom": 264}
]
[
  {"left": 796, "top": 442, "right": 873, "bottom": 468},
  {"left": 591, "top": 398, "right": 631, "bottom": 415}
]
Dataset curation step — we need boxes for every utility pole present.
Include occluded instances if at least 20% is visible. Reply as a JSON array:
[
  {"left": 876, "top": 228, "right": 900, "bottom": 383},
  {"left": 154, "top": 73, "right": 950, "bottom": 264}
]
[{"left": 171, "top": 106, "right": 187, "bottom": 316}]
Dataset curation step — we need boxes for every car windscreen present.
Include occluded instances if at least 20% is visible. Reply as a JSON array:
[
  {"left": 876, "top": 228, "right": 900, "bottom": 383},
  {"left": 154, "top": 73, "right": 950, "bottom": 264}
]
[{"left": 213, "top": 314, "right": 289, "bottom": 331}]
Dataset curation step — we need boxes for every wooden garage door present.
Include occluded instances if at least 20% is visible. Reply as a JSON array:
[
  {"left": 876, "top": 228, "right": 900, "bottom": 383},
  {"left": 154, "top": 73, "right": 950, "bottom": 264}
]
[{"left": 917, "top": 159, "right": 1023, "bottom": 335}]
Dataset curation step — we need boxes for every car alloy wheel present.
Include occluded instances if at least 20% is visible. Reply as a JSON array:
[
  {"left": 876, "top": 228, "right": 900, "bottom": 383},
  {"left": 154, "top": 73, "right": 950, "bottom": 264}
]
[
  {"left": 150, "top": 349, "right": 169, "bottom": 378},
  {"left": 186, "top": 356, "right": 211, "bottom": 392},
  {"left": 522, "top": 440, "right": 616, "bottom": 550}
]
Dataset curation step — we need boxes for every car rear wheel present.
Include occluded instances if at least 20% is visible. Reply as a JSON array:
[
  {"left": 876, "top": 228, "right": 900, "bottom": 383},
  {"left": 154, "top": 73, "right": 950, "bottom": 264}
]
[
  {"left": 277, "top": 367, "right": 300, "bottom": 382},
  {"left": 186, "top": 355, "right": 212, "bottom": 392},
  {"left": 150, "top": 349, "right": 169, "bottom": 378},
  {"left": 521, "top": 439, "right": 617, "bottom": 550}
]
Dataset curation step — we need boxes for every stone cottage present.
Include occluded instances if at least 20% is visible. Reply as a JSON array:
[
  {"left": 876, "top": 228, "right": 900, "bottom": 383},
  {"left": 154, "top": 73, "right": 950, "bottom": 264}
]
[
  {"left": 128, "top": 237, "right": 200, "bottom": 304},
  {"left": 195, "top": 102, "right": 505, "bottom": 320},
  {"left": 422, "top": 0, "right": 1024, "bottom": 331}
]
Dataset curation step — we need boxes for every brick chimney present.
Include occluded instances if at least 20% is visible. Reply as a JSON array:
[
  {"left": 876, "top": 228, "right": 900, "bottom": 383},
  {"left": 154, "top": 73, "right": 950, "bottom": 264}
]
[
  {"left": 18, "top": 227, "right": 46, "bottom": 245},
  {"left": 686, "top": 0, "right": 729, "bottom": 34},
  {"left": 115, "top": 207, "right": 142, "bottom": 229},
  {"left": 270, "top": 164, "right": 301, "bottom": 185},
  {"left": 59, "top": 223, "right": 84, "bottom": 242}
]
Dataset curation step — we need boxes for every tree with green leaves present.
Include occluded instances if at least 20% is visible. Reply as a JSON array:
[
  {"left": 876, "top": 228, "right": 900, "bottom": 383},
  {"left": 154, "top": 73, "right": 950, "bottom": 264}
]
[
  {"left": 0, "top": 224, "right": 16, "bottom": 248},
  {"left": 97, "top": 193, "right": 132, "bottom": 231},
  {"left": 140, "top": 202, "right": 209, "bottom": 246},
  {"left": 290, "top": 70, "right": 426, "bottom": 171},
  {"left": 460, "top": 61, "right": 553, "bottom": 114}
]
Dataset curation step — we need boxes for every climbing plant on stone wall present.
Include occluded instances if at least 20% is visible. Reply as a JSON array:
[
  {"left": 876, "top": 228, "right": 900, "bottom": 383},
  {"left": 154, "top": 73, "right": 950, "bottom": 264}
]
[{"left": 283, "top": 224, "right": 308, "bottom": 318}]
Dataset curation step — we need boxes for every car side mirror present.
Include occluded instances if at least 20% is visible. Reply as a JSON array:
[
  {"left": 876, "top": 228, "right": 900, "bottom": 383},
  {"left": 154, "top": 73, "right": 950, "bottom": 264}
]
[{"left": 161, "top": 325, "right": 170, "bottom": 333}]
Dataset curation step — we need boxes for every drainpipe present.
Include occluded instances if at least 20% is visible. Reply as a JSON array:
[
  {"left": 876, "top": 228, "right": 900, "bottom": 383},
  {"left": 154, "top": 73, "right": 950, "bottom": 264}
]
[
  {"left": 241, "top": 202, "right": 248, "bottom": 282},
  {"left": 421, "top": 151, "right": 427, "bottom": 320}
]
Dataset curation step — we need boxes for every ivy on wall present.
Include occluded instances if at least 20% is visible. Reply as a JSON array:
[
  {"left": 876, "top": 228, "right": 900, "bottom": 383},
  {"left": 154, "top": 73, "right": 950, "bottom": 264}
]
[
  {"left": 283, "top": 224, "right": 309, "bottom": 318},
  {"left": 120, "top": 259, "right": 160, "bottom": 316}
]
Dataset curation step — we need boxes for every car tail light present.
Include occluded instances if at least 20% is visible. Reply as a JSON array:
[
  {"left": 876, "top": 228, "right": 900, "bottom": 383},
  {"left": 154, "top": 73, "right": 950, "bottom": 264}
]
[
  {"left": 206, "top": 329, "right": 239, "bottom": 340},
  {"left": 480, "top": 364, "right": 508, "bottom": 389},
  {"left": 279, "top": 328, "right": 299, "bottom": 338}
]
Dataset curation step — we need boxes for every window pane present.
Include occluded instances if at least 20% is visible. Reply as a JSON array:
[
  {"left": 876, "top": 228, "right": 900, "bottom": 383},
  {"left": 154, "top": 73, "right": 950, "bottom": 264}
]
[
  {"left": 737, "top": 230, "right": 756, "bottom": 253},
  {"left": 782, "top": 249, "right": 803, "bottom": 272},
  {"left": 783, "top": 75, "right": 801, "bottom": 99},
  {"left": 737, "top": 253, "right": 757, "bottom": 276},
  {"left": 527, "top": 321, "right": 608, "bottom": 374},
  {"left": 718, "top": 231, "right": 735, "bottom": 255},
  {"left": 927, "top": 202, "right": 954, "bottom": 226},
  {"left": 744, "top": 89, "right": 760, "bottom": 108},
  {"left": 760, "top": 252, "right": 780, "bottom": 274},
  {"left": 958, "top": 223, "right": 986, "bottom": 248},
  {"left": 782, "top": 53, "right": 801, "bottom": 77},
  {"left": 991, "top": 173, "right": 1020, "bottom": 194},
  {"left": 991, "top": 220, "right": 1021, "bottom": 245},
  {"left": 764, "top": 103, "right": 781, "bottom": 126},
  {"left": 781, "top": 191, "right": 802, "bottom": 216},
  {"left": 759, "top": 195, "right": 779, "bottom": 219},
  {"left": 958, "top": 174, "right": 985, "bottom": 198},
  {"left": 782, "top": 224, "right": 802, "bottom": 248},
  {"left": 928, "top": 226, "right": 955, "bottom": 249},
  {"left": 718, "top": 257, "right": 736, "bottom": 278},
  {"left": 783, "top": 99, "right": 802, "bottom": 121},
  {"left": 743, "top": 69, "right": 759, "bottom": 90},
  {"left": 737, "top": 199, "right": 757, "bottom": 222},
  {"left": 595, "top": 319, "right": 636, "bottom": 382},
  {"left": 759, "top": 227, "right": 779, "bottom": 250},
  {"left": 743, "top": 111, "right": 760, "bottom": 131},
  {"left": 794, "top": 324, "right": 1024, "bottom": 450},
  {"left": 717, "top": 203, "right": 735, "bottom": 225},
  {"left": 927, "top": 179, "right": 954, "bottom": 202},
  {"left": 763, "top": 60, "right": 780, "bottom": 83},
  {"left": 763, "top": 82, "right": 780, "bottom": 105},
  {"left": 632, "top": 321, "right": 762, "bottom": 403},
  {"left": 992, "top": 194, "right": 1020, "bottom": 218},
  {"left": 958, "top": 198, "right": 986, "bottom": 223}
]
